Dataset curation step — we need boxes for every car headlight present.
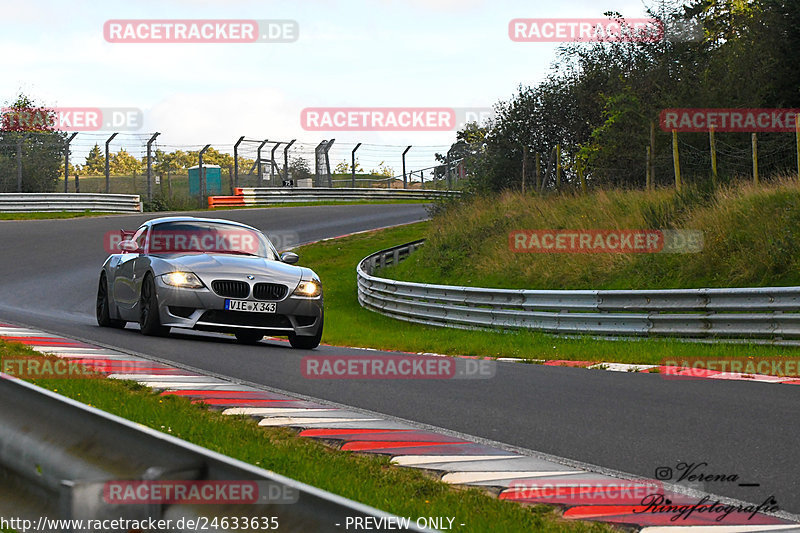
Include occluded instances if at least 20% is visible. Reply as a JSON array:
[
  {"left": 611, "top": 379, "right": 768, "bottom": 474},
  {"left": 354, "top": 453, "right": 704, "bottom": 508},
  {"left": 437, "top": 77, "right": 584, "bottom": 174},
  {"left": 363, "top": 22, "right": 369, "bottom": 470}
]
[
  {"left": 293, "top": 280, "right": 321, "bottom": 297},
  {"left": 161, "top": 272, "right": 204, "bottom": 289}
]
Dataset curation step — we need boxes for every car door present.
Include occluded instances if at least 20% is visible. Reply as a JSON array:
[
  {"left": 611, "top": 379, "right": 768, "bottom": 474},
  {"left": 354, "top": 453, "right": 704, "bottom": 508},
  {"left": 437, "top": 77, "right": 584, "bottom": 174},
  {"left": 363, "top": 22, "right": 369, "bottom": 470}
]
[{"left": 113, "top": 225, "right": 148, "bottom": 313}]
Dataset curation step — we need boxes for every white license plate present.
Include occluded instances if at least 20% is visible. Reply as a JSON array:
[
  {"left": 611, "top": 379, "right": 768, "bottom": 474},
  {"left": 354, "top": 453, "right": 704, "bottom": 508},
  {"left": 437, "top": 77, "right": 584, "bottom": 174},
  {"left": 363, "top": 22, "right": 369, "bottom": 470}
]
[{"left": 225, "top": 300, "right": 276, "bottom": 313}]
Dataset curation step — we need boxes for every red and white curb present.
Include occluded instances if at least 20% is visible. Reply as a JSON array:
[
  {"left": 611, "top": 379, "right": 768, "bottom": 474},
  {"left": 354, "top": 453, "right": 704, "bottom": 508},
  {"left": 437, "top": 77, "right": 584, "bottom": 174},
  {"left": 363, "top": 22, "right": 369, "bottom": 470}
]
[{"left": 1, "top": 322, "right": 797, "bottom": 532}]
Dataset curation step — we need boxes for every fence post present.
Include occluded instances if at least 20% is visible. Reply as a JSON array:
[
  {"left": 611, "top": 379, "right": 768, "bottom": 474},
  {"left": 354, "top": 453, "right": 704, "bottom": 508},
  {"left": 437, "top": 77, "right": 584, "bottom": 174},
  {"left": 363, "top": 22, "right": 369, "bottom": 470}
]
[
  {"left": 795, "top": 113, "right": 799, "bottom": 181},
  {"left": 228, "top": 165, "right": 234, "bottom": 195},
  {"left": 709, "top": 127, "right": 717, "bottom": 187},
  {"left": 752, "top": 132, "right": 759, "bottom": 185},
  {"left": 233, "top": 136, "right": 245, "bottom": 189},
  {"left": 446, "top": 149, "right": 452, "bottom": 190},
  {"left": 257, "top": 139, "right": 268, "bottom": 187},
  {"left": 64, "top": 133, "right": 77, "bottom": 193},
  {"left": 16, "top": 138, "right": 22, "bottom": 192},
  {"left": 146, "top": 132, "right": 160, "bottom": 201},
  {"left": 270, "top": 142, "right": 281, "bottom": 186},
  {"left": 283, "top": 139, "right": 296, "bottom": 185},
  {"left": 555, "top": 144, "right": 561, "bottom": 188},
  {"left": 650, "top": 121, "right": 656, "bottom": 187},
  {"left": 535, "top": 152, "right": 541, "bottom": 192},
  {"left": 352, "top": 143, "right": 362, "bottom": 187},
  {"left": 314, "top": 141, "right": 325, "bottom": 186},
  {"left": 401, "top": 146, "right": 411, "bottom": 190},
  {"left": 167, "top": 171, "right": 172, "bottom": 200},
  {"left": 105, "top": 133, "right": 118, "bottom": 194},
  {"left": 646, "top": 146, "right": 651, "bottom": 191},
  {"left": 74, "top": 172, "right": 79, "bottom": 193},
  {"left": 324, "top": 139, "right": 335, "bottom": 187},
  {"left": 672, "top": 130, "right": 682, "bottom": 192},
  {"left": 199, "top": 144, "right": 211, "bottom": 203}
]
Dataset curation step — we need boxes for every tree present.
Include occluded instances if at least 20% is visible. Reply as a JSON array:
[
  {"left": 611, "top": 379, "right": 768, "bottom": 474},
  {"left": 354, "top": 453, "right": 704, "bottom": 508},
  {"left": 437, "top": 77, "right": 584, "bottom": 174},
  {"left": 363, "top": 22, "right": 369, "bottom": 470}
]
[
  {"left": 288, "top": 157, "right": 312, "bottom": 180},
  {"left": 0, "top": 94, "right": 66, "bottom": 192},
  {"left": 83, "top": 144, "right": 105, "bottom": 175},
  {"left": 109, "top": 149, "right": 142, "bottom": 175}
]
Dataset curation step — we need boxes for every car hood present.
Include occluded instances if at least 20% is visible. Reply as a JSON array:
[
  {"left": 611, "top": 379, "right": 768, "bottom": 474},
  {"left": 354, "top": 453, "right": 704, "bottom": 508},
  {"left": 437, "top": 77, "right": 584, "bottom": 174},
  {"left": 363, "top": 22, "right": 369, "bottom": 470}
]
[{"left": 159, "top": 253, "right": 304, "bottom": 287}]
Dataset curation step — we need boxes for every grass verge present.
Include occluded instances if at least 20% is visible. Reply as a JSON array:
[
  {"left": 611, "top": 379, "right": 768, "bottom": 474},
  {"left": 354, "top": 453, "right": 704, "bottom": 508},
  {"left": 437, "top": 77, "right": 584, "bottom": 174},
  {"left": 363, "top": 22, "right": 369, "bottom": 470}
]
[
  {"left": 297, "top": 220, "right": 800, "bottom": 367},
  {"left": 0, "top": 340, "right": 612, "bottom": 533}
]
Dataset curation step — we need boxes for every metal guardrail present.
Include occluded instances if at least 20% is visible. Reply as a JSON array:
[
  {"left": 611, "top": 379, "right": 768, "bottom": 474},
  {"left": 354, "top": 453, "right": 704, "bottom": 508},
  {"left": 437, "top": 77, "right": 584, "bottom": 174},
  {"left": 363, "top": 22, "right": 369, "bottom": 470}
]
[
  {"left": 209, "top": 188, "right": 459, "bottom": 208},
  {"left": 357, "top": 240, "right": 800, "bottom": 340},
  {"left": 0, "top": 193, "right": 142, "bottom": 213},
  {"left": 0, "top": 374, "right": 429, "bottom": 532}
]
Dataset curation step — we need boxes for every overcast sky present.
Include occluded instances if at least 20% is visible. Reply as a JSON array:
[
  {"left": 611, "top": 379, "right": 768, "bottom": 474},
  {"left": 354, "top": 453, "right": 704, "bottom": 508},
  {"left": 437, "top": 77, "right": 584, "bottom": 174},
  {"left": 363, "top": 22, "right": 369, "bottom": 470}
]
[{"left": 3, "top": 0, "right": 656, "bottom": 169}]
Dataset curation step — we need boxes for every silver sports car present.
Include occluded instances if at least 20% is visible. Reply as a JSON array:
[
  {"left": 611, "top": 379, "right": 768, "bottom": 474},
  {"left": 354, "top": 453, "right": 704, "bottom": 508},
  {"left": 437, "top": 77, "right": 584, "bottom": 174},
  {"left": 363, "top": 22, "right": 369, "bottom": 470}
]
[{"left": 96, "top": 216, "right": 323, "bottom": 349}]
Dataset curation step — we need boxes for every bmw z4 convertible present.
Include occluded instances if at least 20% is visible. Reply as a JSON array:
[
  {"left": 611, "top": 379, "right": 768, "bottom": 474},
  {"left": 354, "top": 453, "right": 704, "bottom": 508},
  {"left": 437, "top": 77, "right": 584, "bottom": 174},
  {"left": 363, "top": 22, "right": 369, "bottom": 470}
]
[{"left": 96, "top": 216, "right": 323, "bottom": 349}]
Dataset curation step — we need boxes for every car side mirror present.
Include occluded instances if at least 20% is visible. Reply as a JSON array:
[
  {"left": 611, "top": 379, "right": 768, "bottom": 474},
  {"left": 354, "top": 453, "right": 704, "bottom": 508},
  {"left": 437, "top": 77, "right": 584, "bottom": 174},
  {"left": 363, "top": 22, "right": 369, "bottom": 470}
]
[
  {"left": 118, "top": 240, "right": 140, "bottom": 253},
  {"left": 280, "top": 251, "right": 299, "bottom": 264}
]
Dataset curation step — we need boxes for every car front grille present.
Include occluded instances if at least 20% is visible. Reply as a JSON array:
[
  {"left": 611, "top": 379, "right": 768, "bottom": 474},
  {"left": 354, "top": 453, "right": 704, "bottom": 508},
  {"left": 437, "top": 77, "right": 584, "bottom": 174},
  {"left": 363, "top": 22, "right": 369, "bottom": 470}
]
[
  {"left": 198, "top": 310, "right": 292, "bottom": 329},
  {"left": 211, "top": 280, "right": 249, "bottom": 298},
  {"left": 253, "top": 282, "right": 288, "bottom": 301}
]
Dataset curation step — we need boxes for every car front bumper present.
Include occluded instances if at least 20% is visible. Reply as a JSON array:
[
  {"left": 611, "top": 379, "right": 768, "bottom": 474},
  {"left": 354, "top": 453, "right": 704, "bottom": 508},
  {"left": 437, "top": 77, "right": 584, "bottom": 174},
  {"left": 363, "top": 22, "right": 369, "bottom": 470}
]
[{"left": 154, "top": 276, "right": 323, "bottom": 337}]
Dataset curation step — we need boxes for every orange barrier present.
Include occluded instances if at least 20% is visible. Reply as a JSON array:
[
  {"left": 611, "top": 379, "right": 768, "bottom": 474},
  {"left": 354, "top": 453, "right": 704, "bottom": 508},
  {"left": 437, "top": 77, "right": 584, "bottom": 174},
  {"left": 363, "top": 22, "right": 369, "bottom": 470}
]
[{"left": 208, "top": 196, "right": 245, "bottom": 209}]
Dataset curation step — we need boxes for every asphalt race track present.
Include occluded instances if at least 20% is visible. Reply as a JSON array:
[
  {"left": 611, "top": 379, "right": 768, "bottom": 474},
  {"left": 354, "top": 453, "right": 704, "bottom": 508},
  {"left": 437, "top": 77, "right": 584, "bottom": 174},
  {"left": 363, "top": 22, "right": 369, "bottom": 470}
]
[{"left": 1, "top": 204, "right": 798, "bottom": 513}]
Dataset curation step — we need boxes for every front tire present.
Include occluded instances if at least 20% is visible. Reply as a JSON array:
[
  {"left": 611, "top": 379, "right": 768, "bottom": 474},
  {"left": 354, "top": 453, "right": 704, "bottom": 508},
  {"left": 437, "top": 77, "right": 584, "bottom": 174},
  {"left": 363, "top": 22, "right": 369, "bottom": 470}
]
[
  {"left": 288, "top": 313, "right": 323, "bottom": 349},
  {"left": 139, "top": 274, "right": 169, "bottom": 336},
  {"left": 96, "top": 273, "right": 126, "bottom": 329}
]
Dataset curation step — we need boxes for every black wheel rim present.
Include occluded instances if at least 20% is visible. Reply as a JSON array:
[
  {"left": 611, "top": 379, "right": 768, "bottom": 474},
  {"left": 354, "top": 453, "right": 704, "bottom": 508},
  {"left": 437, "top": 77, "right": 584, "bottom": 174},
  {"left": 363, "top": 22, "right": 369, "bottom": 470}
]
[
  {"left": 97, "top": 278, "right": 107, "bottom": 316},
  {"left": 141, "top": 279, "right": 152, "bottom": 325}
]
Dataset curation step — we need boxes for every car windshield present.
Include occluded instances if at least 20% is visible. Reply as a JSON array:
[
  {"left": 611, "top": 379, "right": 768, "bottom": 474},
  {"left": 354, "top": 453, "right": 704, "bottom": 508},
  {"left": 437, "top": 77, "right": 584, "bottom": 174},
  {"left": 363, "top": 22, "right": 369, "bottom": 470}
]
[{"left": 148, "top": 221, "right": 276, "bottom": 259}]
